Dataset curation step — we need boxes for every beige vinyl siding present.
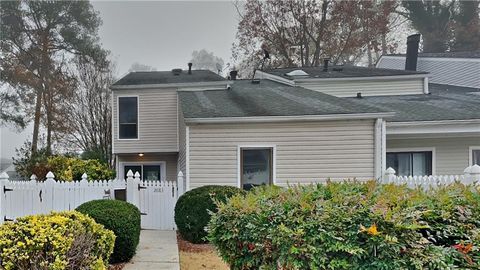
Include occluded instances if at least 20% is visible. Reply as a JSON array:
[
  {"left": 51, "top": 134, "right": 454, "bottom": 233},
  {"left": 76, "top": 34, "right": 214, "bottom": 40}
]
[
  {"left": 117, "top": 153, "right": 178, "bottom": 180},
  {"left": 297, "top": 78, "right": 424, "bottom": 97},
  {"left": 188, "top": 120, "right": 375, "bottom": 189},
  {"left": 377, "top": 56, "right": 480, "bottom": 88},
  {"left": 112, "top": 88, "right": 178, "bottom": 154},
  {"left": 387, "top": 137, "right": 480, "bottom": 175}
]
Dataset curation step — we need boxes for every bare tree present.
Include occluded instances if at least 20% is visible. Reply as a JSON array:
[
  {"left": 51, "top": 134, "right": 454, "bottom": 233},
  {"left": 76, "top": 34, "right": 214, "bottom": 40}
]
[
  {"left": 63, "top": 57, "right": 114, "bottom": 165},
  {"left": 190, "top": 49, "right": 225, "bottom": 73},
  {"left": 232, "top": 0, "right": 397, "bottom": 75},
  {"left": 128, "top": 62, "right": 157, "bottom": 72}
]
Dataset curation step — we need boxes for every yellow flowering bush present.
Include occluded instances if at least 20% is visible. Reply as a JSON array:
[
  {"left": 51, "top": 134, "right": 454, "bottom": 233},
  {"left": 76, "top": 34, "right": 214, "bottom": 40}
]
[{"left": 0, "top": 211, "right": 115, "bottom": 270}]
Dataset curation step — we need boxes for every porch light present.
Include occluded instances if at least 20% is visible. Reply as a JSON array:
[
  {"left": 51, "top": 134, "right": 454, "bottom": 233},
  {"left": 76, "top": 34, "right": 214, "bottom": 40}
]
[{"left": 138, "top": 153, "right": 144, "bottom": 157}]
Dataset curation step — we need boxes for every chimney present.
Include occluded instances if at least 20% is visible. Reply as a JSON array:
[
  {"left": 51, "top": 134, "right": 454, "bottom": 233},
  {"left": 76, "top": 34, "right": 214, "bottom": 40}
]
[
  {"left": 323, "top": 58, "right": 330, "bottom": 72},
  {"left": 188, "top": 63, "right": 192, "bottom": 74},
  {"left": 405, "top": 34, "right": 420, "bottom": 71},
  {"left": 229, "top": 70, "right": 238, "bottom": 80}
]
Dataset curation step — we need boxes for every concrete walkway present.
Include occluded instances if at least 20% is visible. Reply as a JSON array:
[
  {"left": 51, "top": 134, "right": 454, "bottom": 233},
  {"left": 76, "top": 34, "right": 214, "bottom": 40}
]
[{"left": 123, "top": 230, "right": 180, "bottom": 270}]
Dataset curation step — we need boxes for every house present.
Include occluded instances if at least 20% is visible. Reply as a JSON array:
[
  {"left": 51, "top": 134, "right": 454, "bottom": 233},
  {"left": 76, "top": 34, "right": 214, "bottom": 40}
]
[
  {"left": 377, "top": 50, "right": 480, "bottom": 88},
  {"left": 111, "top": 37, "right": 479, "bottom": 190}
]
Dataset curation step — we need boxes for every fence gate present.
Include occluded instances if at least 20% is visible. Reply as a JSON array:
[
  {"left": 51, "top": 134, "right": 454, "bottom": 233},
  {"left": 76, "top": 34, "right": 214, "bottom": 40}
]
[
  {"left": 125, "top": 170, "right": 184, "bottom": 230},
  {"left": 137, "top": 180, "right": 178, "bottom": 230}
]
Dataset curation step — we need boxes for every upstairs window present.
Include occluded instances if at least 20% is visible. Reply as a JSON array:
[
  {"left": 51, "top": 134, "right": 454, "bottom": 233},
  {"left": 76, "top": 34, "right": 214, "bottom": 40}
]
[{"left": 118, "top": 97, "right": 138, "bottom": 139}]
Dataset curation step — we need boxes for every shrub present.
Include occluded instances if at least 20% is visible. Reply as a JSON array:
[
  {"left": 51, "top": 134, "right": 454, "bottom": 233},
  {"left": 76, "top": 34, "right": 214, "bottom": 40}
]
[
  {"left": 0, "top": 211, "right": 115, "bottom": 270},
  {"left": 76, "top": 200, "right": 141, "bottom": 263},
  {"left": 48, "top": 156, "right": 115, "bottom": 181},
  {"left": 208, "top": 182, "right": 480, "bottom": 270},
  {"left": 175, "top": 185, "right": 245, "bottom": 243}
]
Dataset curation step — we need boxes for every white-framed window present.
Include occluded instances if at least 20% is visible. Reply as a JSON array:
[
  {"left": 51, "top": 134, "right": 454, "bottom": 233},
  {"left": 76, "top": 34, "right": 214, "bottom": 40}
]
[
  {"left": 470, "top": 146, "right": 480, "bottom": 166},
  {"left": 120, "top": 162, "right": 166, "bottom": 181},
  {"left": 118, "top": 96, "right": 139, "bottom": 139},
  {"left": 386, "top": 148, "right": 435, "bottom": 176},
  {"left": 237, "top": 145, "right": 276, "bottom": 190}
]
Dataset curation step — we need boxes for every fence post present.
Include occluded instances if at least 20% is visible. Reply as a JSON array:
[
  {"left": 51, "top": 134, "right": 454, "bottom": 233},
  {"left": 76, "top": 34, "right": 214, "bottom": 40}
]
[
  {"left": 384, "top": 167, "right": 396, "bottom": 184},
  {"left": 80, "top": 173, "right": 88, "bottom": 185},
  {"left": 464, "top": 166, "right": 472, "bottom": 184},
  {"left": 126, "top": 170, "right": 135, "bottom": 204},
  {"left": 177, "top": 171, "right": 184, "bottom": 197},
  {"left": 30, "top": 174, "right": 37, "bottom": 182},
  {"left": 44, "top": 171, "right": 56, "bottom": 211},
  {"left": 0, "top": 172, "right": 9, "bottom": 224},
  {"left": 470, "top": 164, "right": 480, "bottom": 184}
]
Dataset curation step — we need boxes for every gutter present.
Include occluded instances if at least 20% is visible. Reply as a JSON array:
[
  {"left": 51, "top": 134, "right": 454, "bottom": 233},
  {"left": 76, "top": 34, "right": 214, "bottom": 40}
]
[{"left": 185, "top": 112, "right": 396, "bottom": 125}]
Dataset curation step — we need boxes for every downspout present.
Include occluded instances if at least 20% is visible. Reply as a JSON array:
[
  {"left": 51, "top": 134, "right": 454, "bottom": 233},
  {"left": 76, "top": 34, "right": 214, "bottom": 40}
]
[
  {"left": 374, "top": 118, "right": 383, "bottom": 180},
  {"left": 374, "top": 118, "right": 387, "bottom": 180},
  {"left": 423, "top": 77, "right": 429, "bottom": 94}
]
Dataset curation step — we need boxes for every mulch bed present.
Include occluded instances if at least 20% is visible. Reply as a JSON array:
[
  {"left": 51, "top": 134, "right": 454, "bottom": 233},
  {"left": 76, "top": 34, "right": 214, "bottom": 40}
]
[
  {"left": 108, "top": 263, "right": 126, "bottom": 270},
  {"left": 177, "top": 232, "right": 216, "bottom": 253}
]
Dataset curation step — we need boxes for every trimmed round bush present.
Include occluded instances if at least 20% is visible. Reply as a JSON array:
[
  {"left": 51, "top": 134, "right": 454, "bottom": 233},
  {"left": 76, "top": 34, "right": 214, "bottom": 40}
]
[
  {"left": 175, "top": 185, "right": 245, "bottom": 243},
  {"left": 208, "top": 182, "right": 480, "bottom": 270},
  {"left": 76, "top": 200, "right": 141, "bottom": 263},
  {"left": 0, "top": 211, "right": 115, "bottom": 270}
]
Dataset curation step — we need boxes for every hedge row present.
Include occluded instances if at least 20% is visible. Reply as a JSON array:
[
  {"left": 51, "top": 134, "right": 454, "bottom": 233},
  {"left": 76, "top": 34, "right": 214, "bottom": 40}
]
[
  {"left": 0, "top": 211, "right": 115, "bottom": 270},
  {"left": 208, "top": 182, "right": 480, "bottom": 269}
]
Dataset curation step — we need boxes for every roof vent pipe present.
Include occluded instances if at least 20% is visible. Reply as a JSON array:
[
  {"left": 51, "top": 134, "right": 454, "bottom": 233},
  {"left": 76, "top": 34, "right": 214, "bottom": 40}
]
[
  {"left": 356, "top": 92, "right": 362, "bottom": 98},
  {"left": 229, "top": 70, "right": 238, "bottom": 80},
  {"left": 405, "top": 34, "right": 420, "bottom": 71},
  {"left": 188, "top": 63, "right": 192, "bottom": 74},
  {"left": 323, "top": 58, "right": 330, "bottom": 72}
]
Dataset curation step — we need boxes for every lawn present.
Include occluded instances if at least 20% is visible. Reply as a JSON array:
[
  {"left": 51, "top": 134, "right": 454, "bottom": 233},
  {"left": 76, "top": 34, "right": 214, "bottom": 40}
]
[{"left": 177, "top": 233, "right": 228, "bottom": 270}]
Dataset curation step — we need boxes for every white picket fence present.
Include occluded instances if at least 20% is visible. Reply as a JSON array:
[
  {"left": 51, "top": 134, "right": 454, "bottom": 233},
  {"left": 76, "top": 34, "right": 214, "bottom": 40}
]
[
  {"left": 381, "top": 164, "right": 480, "bottom": 189},
  {"left": 0, "top": 170, "right": 185, "bottom": 230}
]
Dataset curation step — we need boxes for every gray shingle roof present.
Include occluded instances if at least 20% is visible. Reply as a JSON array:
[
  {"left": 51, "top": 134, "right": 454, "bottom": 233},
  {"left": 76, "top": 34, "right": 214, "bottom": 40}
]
[
  {"left": 351, "top": 83, "right": 480, "bottom": 122},
  {"left": 179, "top": 80, "right": 391, "bottom": 119},
  {"left": 113, "top": 70, "right": 225, "bottom": 86},
  {"left": 263, "top": 66, "right": 427, "bottom": 80},
  {"left": 384, "top": 50, "right": 480, "bottom": 59}
]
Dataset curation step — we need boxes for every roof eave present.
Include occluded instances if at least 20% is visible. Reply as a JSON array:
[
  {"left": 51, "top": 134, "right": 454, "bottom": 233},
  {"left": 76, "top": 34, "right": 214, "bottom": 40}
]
[
  {"left": 184, "top": 112, "right": 395, "bottom": 125},
  {"left": 110, "top": 80, "right": 230, "bottom": 90}
]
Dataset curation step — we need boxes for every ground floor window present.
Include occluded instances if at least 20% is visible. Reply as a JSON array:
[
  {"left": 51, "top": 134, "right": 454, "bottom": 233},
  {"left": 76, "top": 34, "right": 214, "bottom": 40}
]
[
  {"left": 471, "top": 147, "right": 480, "bottom": 166},
  {"left": 386, "top": 151, "right": 433, "bottom": 176},
  {"left": 123, "top": 163, "right": 165, "bottom": 181},
  {"left": 240, "top": 147, "right": 273, "bottom": 190}
]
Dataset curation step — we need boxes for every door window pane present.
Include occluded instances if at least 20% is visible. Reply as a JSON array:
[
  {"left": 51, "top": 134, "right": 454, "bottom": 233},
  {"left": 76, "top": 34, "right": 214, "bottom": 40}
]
[
  {"left": 124, "top": 165, "right": 141, "bottom": 180},
  {"left": 473, "top": 150, "right": 480, "bottom": 165},
  {"left": 143, "top": 165, "right": 161, "bottom": 181},
  {"left": 241, "top": 148, "right": 272, "bottom": 190},
  {"left": 386, "top": 151, "right": 432, "bottom": 176},
  {"left": 119, "top": 97, "right": 138, "bottom": 139}
]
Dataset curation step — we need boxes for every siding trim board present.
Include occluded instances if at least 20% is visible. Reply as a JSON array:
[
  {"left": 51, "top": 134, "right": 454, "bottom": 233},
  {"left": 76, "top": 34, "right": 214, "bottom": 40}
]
[
  {"left": 185, "top": 112, "right": 395, "bottom": 125},
  {"left": 387, "top": 119, "right": 480, "bottom": 136},
  {"left": 186, "top": 126, "right": 190, "bottom": 191},
  {"left": 386, "top": 147, "right": 437, "bottom": 175}
]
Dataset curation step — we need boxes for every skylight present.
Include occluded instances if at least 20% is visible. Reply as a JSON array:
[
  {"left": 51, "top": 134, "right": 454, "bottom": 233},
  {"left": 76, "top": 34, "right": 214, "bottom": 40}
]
[{"left": 285, "top": 70, "right": 309, "bottom": 77}]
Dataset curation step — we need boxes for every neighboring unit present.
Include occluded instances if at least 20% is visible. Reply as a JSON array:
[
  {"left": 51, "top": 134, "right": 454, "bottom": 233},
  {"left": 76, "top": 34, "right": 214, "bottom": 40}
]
[{"left": 111, "top": 35, "right": 480, "bottom": 191}]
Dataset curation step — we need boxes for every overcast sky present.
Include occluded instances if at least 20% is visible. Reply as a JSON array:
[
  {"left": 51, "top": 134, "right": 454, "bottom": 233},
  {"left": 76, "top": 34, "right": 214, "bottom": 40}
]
[{"left": 0, "top": 1, "right": 240, "bottom": 162}]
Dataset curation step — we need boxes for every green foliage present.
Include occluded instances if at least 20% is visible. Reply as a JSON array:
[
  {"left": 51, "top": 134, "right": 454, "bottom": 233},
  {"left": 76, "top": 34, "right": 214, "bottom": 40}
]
[
  {"left": 208, "top": 182, "right": 480, "bottom": 270},
  {"left": 13, "top": 143, "right": 115, "bottom": 181},
  {"left": 13, "top": 140, "right": 50, "bottom": 180},
  {"left": 76, "top": 200, "right": 141, "bottom": 263},
  {"left": 0, "top": 211, "right": 115, "bottom": 270},
  {"left": 175, "top": 185, "right": 245, "bottom": 244},
  {"left": 48, "top": 156, "right": 115, "bottom": 181}
]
